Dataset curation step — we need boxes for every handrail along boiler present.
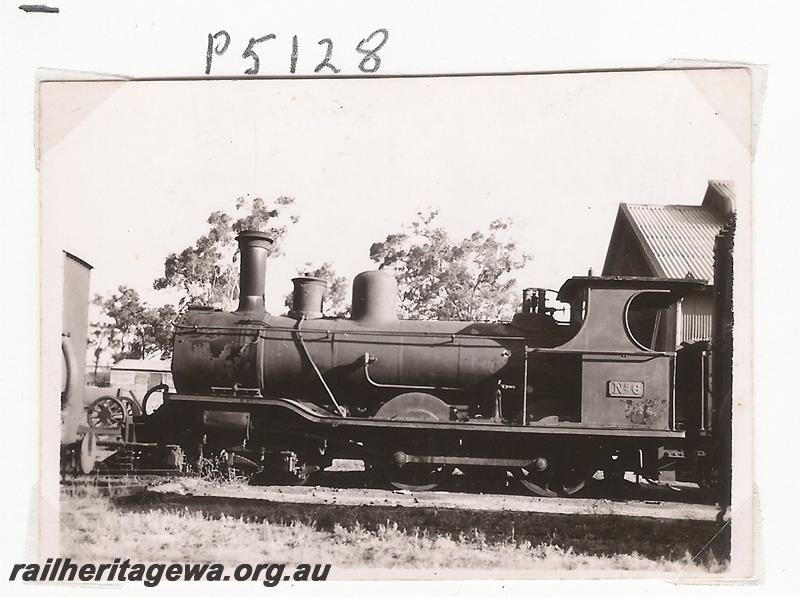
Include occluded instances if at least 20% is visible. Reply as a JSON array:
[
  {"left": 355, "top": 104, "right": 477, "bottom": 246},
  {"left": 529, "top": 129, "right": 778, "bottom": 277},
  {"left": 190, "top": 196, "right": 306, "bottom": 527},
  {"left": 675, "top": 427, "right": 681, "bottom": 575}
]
[{"left": 137, "top": 230, "right": 722, "bottom": 495}]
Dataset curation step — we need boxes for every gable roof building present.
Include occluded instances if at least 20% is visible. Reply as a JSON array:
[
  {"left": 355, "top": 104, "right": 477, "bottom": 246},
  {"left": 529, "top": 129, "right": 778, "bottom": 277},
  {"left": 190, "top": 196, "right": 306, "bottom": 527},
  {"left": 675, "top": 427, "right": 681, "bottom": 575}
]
[
  {"left": 602, "top": 181, "right": 735, "bottom": 343},
  {"left": 603, "top": 181, "right": 735, "bottom": 284}
]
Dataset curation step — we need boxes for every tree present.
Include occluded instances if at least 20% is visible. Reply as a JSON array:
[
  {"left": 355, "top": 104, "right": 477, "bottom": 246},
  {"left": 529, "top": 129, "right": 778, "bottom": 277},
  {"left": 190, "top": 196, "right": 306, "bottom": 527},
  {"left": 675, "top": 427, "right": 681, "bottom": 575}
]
[
  {"left": 131, "top": 304, "right": 179, "bottom": 359},
  {"left": 153, "top": 196, "right": 299, "bottom": 310},
  {"left": 369, "top": 210, "right": 531, "bottom": 321},
  {"left": 89, "top": 288, "right": 177, "bottom": 364},
  {"left": 88, "top": 316, "right": 117, "bottom": 379},
  {"left": 90, "top": 286, "right": 146, "bottom": 362},
  {"left": 284, "top": 262, "right": 350, "bottom": 317}
]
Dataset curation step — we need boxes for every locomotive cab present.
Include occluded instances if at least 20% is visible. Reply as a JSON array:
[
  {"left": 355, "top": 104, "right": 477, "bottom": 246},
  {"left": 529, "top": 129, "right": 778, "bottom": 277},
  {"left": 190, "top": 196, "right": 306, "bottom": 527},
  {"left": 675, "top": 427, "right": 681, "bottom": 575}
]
[{"left": 552, "top": 276, "right": 706, "bottom": 430}]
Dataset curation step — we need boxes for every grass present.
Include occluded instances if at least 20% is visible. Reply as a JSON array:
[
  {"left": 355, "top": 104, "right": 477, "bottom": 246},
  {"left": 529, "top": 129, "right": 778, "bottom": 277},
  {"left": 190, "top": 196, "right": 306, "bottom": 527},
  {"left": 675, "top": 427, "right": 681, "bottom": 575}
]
[{"left": 59, "top": 486, "right": 727, "bottom": 577}]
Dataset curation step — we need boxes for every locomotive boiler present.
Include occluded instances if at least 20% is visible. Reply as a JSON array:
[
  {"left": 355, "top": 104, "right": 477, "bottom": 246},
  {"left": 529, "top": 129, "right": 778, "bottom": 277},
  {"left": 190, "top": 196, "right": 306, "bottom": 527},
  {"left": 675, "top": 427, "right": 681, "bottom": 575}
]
[{"left": 138, "top": 230, "right": 720, "bottom": 496}]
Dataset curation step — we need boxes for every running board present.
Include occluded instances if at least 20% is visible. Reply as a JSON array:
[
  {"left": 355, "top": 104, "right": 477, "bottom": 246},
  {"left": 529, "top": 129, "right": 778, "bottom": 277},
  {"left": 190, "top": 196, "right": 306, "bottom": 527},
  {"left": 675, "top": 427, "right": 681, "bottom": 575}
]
[{"left": 165, "top": 394, "right": 686, "bottom": 439}]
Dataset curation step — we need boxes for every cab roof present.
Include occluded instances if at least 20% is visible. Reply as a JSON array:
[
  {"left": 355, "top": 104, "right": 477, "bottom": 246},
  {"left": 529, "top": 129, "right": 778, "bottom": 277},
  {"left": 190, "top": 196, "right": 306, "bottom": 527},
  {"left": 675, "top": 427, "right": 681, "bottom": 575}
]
[{"left": 557, "top": 275, "right": 708, "bottom": 302}]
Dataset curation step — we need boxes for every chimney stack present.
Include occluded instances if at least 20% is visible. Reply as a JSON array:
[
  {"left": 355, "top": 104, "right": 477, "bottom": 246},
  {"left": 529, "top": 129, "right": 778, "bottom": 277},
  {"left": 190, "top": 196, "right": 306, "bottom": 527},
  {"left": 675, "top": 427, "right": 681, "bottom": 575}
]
[
  {"left": 235, "top": 231, "right": 274, "bottom": 313},
  {"left": 290, "top": 276, "right": 327, "bottom": 319}
]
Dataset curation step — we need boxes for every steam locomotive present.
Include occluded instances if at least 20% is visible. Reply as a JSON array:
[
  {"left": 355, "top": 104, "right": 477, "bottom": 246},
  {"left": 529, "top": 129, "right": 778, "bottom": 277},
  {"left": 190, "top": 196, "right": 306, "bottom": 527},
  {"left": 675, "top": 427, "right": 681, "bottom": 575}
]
[{"left": 134, "top": 230, "right": 731, "bottom": 497}]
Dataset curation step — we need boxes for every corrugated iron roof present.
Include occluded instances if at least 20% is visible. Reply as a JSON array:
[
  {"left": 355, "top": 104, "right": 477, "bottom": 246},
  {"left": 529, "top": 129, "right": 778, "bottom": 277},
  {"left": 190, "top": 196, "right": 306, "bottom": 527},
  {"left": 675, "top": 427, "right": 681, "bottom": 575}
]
[
  {"left": 621, "top": 204, "right": 727, "bottom": 284},
  {"left": 707, "top": 180, "right": 736, "bottom": 205}
]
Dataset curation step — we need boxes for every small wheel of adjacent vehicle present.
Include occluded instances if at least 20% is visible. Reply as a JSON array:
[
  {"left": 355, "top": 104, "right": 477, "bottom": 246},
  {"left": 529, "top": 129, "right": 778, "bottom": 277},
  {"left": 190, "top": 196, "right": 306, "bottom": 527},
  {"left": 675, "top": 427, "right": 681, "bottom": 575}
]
[
  {"left": 119, "top": 395, "right": 142, "bottom": 418},
  {"left": 86, "top": 396, "right": 127, "bottom": 429}
]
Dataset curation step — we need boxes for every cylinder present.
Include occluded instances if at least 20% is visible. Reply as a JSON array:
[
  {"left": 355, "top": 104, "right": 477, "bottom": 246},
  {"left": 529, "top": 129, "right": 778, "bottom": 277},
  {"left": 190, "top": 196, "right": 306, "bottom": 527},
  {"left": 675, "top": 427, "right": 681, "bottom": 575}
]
[
  {"left": 351, "top": 270, "right": 398, "bottom": 324},
  {"left": 235, "top": 230, "right": 274, "bottom": 313},
  {"left": 290, "top": 276, "right": 327, "bottom": 319}
]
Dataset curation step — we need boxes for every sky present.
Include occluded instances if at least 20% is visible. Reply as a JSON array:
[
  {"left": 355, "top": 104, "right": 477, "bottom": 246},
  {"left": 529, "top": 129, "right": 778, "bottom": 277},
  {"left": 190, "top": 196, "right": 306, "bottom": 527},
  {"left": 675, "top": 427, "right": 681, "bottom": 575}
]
[{"left": 39, "top": 69, "right": 751, "bottom": 315}]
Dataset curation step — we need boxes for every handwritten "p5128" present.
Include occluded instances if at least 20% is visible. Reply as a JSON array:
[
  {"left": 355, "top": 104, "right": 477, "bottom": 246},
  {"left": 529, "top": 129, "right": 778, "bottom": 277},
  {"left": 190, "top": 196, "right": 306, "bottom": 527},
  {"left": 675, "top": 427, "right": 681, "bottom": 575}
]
[{"left": 205, "top": 29, "right": 389, "bottom": 76}]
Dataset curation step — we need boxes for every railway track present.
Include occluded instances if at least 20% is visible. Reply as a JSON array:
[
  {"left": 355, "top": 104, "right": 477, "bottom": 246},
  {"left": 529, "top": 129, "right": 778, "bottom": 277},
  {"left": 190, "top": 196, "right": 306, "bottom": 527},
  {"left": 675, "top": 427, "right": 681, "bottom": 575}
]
[
  {"left": 62, "top": 463, "right": 720, "bottom": 522},
  {"left": 93, "top": 476, "right": 725, "bottom": 563},
  {"left": 144, "top": 479, "right": 719, "bottom": 521},
  {"left": 61, "top": 474, "right": 183, "bottom": 497}
]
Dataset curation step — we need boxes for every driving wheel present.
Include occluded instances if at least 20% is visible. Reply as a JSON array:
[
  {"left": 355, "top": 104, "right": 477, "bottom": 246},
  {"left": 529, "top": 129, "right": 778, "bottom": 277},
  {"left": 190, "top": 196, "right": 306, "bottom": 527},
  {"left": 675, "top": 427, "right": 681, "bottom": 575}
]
[
  {"left": 372, "top": 392, "right": 454, "bottom": 491},
  {"left": 514, "top": 458, "right": 591, "bottom": 497}
]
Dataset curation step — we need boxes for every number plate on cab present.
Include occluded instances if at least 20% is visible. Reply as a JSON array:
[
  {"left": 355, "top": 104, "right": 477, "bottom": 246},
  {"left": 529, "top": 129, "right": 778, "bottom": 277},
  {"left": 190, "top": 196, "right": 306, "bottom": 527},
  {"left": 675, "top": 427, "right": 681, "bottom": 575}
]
[{"left": 607, "top": 380, "right": 645, "bottom": 397}]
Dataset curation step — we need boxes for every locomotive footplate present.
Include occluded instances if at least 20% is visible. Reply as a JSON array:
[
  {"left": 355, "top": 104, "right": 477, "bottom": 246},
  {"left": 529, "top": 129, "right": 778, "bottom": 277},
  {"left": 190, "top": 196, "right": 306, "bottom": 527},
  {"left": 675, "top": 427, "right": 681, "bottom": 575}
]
[{"left": 163, "top": 393, "right": 686, "bottom": 439}]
